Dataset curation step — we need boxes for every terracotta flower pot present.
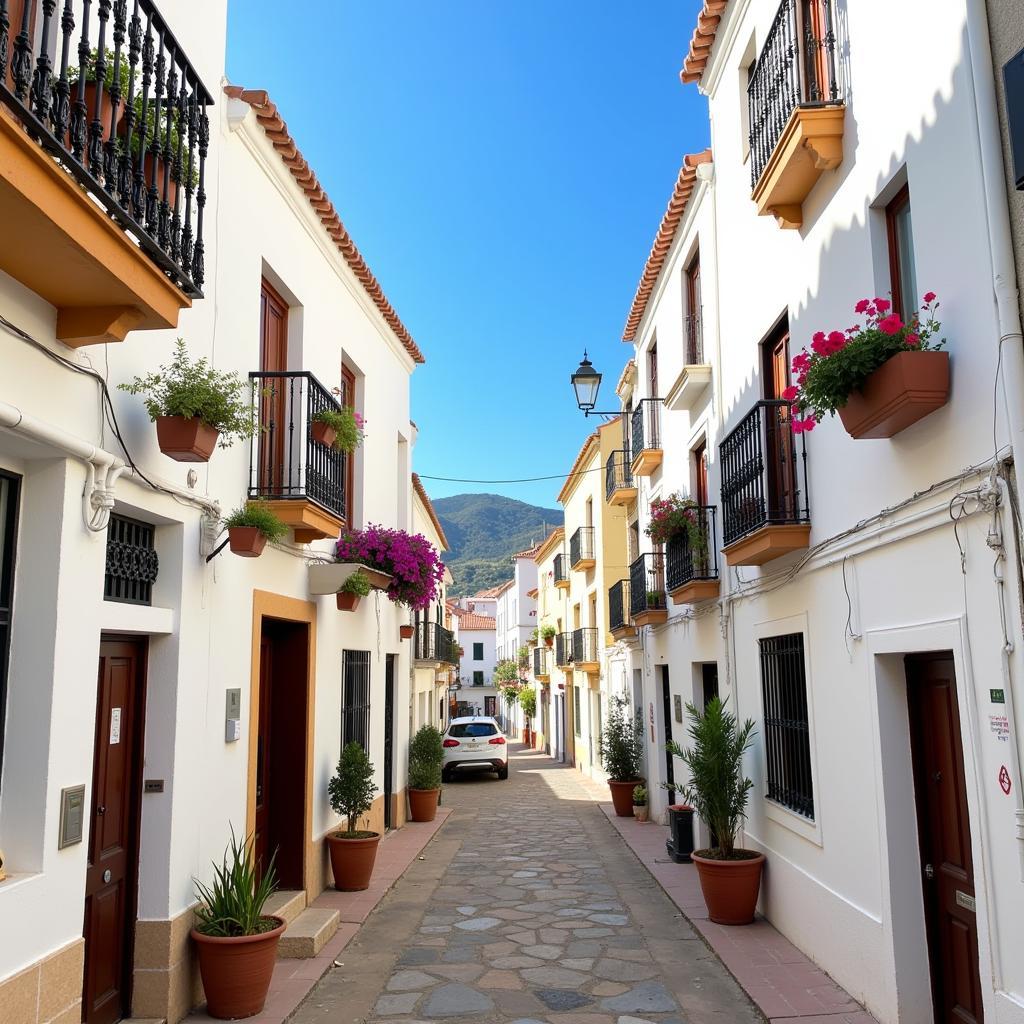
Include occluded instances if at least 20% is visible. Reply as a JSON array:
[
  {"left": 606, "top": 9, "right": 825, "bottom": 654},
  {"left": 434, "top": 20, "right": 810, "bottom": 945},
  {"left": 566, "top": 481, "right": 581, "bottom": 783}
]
[
  {"left": 327, "top": 832, "right": 381, "bottom": 891},
  {"left": 191, "top": 916, "right": 285, "bottom": 1020},
  {"left": 155, "top": 415, "right": 219, "bottom": 462},
  {"left": 66, "top": 81, "right": 119, "bottom": 149},
  {"left": 633, "top": 805, "right": 649, "bottom": 822},
  {"left": 336, "top": 592, "right": 360, "bottom": 612},
  {"left": 399, "top": 625, "right": 414, "bottom": 640},
  {"left": 408, "top": 787, "right": 440, "bottom": 823},
  {"left": 228, "top": 527, "right": 267, "bottom": 558},
  {"left": 608, "top": 779, "right": 643, "bottom": 817},
  {"left": 838, "top": 350, "right": 950, "bottom": 439},
  {"left": 691, "top": 851, "right": 766, "bottom": 925},
  {"left": 312, "top": 420, "right": 337, "bottom": 449},
  {"left": 544, "top": 637, "right": 554, "bottom": 647}
]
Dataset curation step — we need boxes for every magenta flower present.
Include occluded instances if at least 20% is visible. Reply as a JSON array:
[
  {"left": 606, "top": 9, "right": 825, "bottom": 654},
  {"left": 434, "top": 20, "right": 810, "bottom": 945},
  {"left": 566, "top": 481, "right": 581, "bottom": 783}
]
[
  {"left": 854, "top": 299, "right": 871, "bottom": 314},
  {"left": 923, "top": 291, "right": 936, "bottom": 304},
  {"left": 874, "top": 298, "right": 891, "bottom": 313},
  {"left": 878, "top": 315, "right": 903, "bottom": 335},
  {"left": 781, "top": 384, "right": 799, "bottom": 402}
]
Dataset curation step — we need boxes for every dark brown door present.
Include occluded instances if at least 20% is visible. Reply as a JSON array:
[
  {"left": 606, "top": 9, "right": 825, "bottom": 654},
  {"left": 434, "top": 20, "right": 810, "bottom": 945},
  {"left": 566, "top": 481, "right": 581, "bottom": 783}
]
[
  {"left": 685, "top": 253, "right": 702, "bottom": 364},
  {"left": 693, "top": 440, "right": 708, "bottom": 507},
  {"left": 906, "top": 654, "right": 984, "bottom": 1024},
  {"left": 648, "top": 343, "right": 659, "bottom": 398},
  {"left": 258, "top": 279, "right": 289, "bottom": 495},
  {"left": 83, "top": 639, "right": 146, "bottom": 1024},
  {"left": 762, "top": 325, "right": 796, "bottom": 519},
  {"left": 254, "top": 636, "right": 273, "bottom": 880}
]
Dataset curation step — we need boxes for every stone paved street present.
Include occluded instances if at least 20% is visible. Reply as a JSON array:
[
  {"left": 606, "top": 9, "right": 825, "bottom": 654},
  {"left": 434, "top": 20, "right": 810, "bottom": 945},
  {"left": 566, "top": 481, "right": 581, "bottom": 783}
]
[{"left": 292, "top": 747, "right": 761, "bottom": 1024}]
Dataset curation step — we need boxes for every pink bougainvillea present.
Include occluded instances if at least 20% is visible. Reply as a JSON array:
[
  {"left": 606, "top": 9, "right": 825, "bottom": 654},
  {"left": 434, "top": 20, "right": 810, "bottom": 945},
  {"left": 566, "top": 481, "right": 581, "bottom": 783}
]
[{"left": 335, "top": 524, "right": 444, "bottom": 611}]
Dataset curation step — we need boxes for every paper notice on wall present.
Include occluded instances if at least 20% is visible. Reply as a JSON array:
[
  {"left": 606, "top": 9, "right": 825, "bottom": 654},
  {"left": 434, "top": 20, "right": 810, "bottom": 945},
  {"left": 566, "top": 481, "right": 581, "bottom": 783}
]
[
  {"left": 989, "top": 714, "right": 1010, "bottom": 743},
  {"left": 110, "top": 707, "right": 122, "bottom": 745}
]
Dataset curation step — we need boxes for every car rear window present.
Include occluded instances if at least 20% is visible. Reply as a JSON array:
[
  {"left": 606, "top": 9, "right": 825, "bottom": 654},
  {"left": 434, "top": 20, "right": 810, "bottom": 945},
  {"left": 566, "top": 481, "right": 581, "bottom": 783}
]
[{"left": 449, "top": 722, "right": 498, "bottom": 738}]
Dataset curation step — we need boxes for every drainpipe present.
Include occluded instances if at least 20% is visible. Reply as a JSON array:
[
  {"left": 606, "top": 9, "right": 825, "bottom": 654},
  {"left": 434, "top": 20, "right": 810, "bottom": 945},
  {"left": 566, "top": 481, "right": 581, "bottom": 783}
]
[{"left": 0, "top": 400, "right": 125, "bottom": 532}]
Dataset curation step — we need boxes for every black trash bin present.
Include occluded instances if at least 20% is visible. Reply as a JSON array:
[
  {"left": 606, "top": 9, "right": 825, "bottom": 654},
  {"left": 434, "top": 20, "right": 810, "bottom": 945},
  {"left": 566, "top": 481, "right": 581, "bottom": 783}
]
[{"left": 666, "top": 804, "right": 695, "bottom": 863}]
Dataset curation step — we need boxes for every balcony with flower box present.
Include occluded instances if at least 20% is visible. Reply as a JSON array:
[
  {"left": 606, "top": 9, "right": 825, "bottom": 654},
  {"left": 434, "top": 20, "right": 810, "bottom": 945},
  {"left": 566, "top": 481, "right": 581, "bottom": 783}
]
[
  {"left": 748, "top": 0, "right": 845, "bottom": 229},
  {"left": 608, "top": 579, "right": 636, "bottom": 641},
  {"left": 248, "top": 370, "right": 348, "bottom": 542},
  {"left": 605, "top": 450, "right": 637, "bottom": 507},
  {"left": 572, "top": 627, "right": 599, "bottom": 675},
  {"left": 629, "top": 552, "right": 667, "bottom": 627},
  {"left": 664, "top": 314, "right": 712, "bottom": 412},
  {"left": 555, "top": 631, "right": 573, "bottom": 669},
  {"left": 553, "top": 553, "right": 570, "bottom": 591},
  {"left": 569, "top": 526, "right": 595, "bottom": 571},
  {"left": 630, "top": 399, "right": 663, "bottom": 476},
  {"left": 533, "top": 645, "right": 552, "bottom": 682},
  {"left": 0, "top": 0, "right": 213, "bottom": 345},
  {"left": 720, "top": 400, "right": 810, "bottom": 565},
  {"left": 666, "top": 506, "right": 719, "bottom": 604}
]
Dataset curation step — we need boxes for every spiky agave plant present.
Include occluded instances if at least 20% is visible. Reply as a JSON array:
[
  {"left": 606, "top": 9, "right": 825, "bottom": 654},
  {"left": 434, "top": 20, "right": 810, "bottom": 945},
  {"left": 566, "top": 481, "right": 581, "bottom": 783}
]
[{"left": 193, "top": 828, "right": 279, "bottom": 936}]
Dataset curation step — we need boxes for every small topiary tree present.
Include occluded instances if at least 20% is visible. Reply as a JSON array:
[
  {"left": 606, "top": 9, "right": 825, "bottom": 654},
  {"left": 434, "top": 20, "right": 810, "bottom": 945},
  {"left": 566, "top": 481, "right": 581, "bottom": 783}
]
[
  {"left": 518, "top": 687, "right": 537, "bottom": 726},
  {"left": 328, "top": 742, "right": 378, "bottom": 837},
  {"left": 408, "top": 725, "right": 444, "bottom": 791},
  {"left": 599, "top": 695, "right": 644, "bottom": 782}
]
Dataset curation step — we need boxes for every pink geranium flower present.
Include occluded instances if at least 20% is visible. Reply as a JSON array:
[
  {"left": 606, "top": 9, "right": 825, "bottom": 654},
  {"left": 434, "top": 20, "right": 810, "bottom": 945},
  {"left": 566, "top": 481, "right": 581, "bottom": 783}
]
[
  {"left": 781, "top": 385, "right": 799, "bottom": 402},
  {"left": 923, "top": 291, "right": 936, "bottom": 304},
  {"left": 874, "top": 298, "right": 891, "bottom": 313},
  {"left": 854, "top": 299, "right": 871, "bottom": 314},
  {"left": 878, "top": 315, "right": 903, "bottom": 335},
  {"left": 905, "top": 332, "right": 920, "bottom": 347}
]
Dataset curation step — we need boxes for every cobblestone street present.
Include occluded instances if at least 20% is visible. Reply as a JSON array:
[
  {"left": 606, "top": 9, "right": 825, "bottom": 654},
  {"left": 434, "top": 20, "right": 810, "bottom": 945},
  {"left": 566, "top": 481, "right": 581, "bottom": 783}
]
[{"left": 292, "top": 747, "right": 760, "bottom": 1024}]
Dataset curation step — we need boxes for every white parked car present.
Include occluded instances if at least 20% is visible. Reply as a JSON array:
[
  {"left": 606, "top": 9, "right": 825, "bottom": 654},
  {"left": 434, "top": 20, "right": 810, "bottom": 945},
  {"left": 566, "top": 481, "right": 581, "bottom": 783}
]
[{"left": 442, "top": 716, "right": 508, "bottom": 780}]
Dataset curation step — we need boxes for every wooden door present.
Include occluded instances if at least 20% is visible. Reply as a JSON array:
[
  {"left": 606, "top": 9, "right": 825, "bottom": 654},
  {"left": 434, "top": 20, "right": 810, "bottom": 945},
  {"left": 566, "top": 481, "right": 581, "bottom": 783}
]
[
  {"left": 258, "top": 280, "right": 289, "bottom": 496},
  {"left": 83, "top": 639, "right": 146, "bottom": 1024},
  {"left": 906, "top": 654, "right": 984, "bottom": 1024},
  {"left": 685, "top": 254, "right": 702, "bottom": 364},
  {"left": 693, "top": 440, "right": 708, "bottom": 507},
  {"left": 762, "top": 326, "right": 796, "bottom": 520},
  {"left": 383, "top": 656, "right": 395, "bottom": 830},
  {"left": 254, "top": 637, "right": 273, "bottom": 880},
  {"left": 648, "top": 344, "right": 659, "bottom": 398},
  {"left": 661, "top": 667, "right": 675, "bottom": 803}
]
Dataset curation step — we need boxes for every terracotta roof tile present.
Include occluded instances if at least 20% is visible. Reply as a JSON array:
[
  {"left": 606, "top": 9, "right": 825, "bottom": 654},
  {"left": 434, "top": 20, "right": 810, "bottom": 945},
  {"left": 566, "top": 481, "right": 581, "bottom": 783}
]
[
  {"left": 511, "top": 543, "right": 542, "bottom": 560},
  {"left": 680, "top": 0, "right": 729, "bottom": 85},
  {"left": 557, "top": 431, "right": 600, "bottom": 504},
  {"left": 412, "top": 473, "right": 450, "bottom": 550},
  {"left": 622, "top": 150, "right": 713, "bottom": 342},
  {"left": 533, "top": 527, "right": 565, "bottom": 563},
  {"left": 225, "top": 86, "right": 425, "bottom": 364},
  {"left": 459, "top": 614, "right": 496, "bottom": 630}
]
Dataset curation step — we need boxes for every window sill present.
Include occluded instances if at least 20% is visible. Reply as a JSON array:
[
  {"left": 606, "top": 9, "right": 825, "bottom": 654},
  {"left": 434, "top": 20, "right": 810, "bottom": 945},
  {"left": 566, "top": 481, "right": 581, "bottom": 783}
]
[{"left": 763, "top": 796, "right": 822, "bottom": 847}]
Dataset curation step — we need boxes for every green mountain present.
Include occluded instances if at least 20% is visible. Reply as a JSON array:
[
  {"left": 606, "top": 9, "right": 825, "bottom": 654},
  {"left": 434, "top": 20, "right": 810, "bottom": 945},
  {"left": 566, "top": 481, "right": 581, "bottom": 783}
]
[{"left": 433, "top": 493, "right": 563, "bottom": 597}]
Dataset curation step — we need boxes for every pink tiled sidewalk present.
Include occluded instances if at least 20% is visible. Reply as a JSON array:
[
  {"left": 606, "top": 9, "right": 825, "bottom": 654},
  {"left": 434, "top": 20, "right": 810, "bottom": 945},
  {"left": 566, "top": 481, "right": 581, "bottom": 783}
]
[
  {"left": 185, "top": 806, "right": 452, "bottom": 1024},
  {"left": 599, "top": 804, "right": 878, "bottom": 1024}
]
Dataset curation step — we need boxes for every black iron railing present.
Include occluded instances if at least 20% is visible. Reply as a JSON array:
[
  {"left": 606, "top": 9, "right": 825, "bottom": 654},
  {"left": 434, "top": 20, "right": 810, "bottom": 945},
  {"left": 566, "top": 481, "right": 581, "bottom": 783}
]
[
  {"left": 569, "top": 526, "right": 595, "bottom": 568},
  {"left": 748, "top": 0, "right": 840, "bottom": 188},
  {"left": 684, "top": 313, "right": 704, "bottom": 365},
  {"left": 414, "top": 622, "right": 457, "bottom": 664},
  {"left": 0, "top": 0, "right": 213, "bottom": 295},
  {"left": 248, "top": 371, "right": 347, "bottom": 522},
  {"left": 553, "top": 553, "right": 568, "bottom": 586},
  {"left": 533, "top": 645, "right": 551, "bottom": 677},
  {"left": 572, "top": 627, "right": 599, "bottom": 665},
  {"left": 629, "top": 553, "right": 666, "bottom": 618},
  {"left": 609, "top": 579, "right": 631, "bottom": 633},
  {"left": 605, "top": 450, "right": 633, "bottom": 500},
  {"left": 720, "top": 400, "right": 809, "bottom": 546},
  {"left": 555, "top": 631, "right": 573, "bottom": 667},
  {"left": 631, "top": 399, "right": 662, "bottom": 463},
  {"left": 666, "top": 506, "right": 719, "bottom": 591},
  {"left": 104, "top": 513, "right": 158, "bottom": 604}
]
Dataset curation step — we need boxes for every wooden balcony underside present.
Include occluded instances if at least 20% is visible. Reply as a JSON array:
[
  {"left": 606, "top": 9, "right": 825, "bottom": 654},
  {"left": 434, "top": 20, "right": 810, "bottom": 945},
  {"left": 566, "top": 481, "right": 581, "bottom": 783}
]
[{"left": 723, "top": 523, "right": 811, "bottom": 566}]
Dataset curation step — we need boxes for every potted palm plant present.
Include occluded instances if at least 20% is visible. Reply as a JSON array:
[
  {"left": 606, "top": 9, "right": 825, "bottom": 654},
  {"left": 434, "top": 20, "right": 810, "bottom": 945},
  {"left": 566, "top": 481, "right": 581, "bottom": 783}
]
[
  {"left": 326, "top": 742, "right": 380, "bottom": 891},
  {"left": 541, "top": 624, "right": 557, "bottom": 647},
  {"left": 337, "top": 569, "right": 371, "bottom": 611},
  {"left": 310, "top": 407, "right": 365, "bottom": 452},
  {"left": 667, "top": 697, "right": 763, "bottom": 925},
  {"left": 224, "top": 503, "right": 288, "bottom": 557},
  {"left": 632, "top": 784, "right": 649, "bottom": 822},
  {"left": 191, "top": 830, "right": 284, "bottom": 1020},
  {"left": 599, "top": 695, "right": 644, "bottom": 816},
  {"left": 119, "top": 339, "right": 258, "bottom": 461},
  {"left": 407, "top": 725, "right": 444, "bottom": 822}
]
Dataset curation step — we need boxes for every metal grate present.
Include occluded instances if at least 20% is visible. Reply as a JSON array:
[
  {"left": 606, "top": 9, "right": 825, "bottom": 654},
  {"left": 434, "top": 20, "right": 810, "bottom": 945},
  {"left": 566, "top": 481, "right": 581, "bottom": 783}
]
[
  {"left": 665, "top": 506, "right": 719, "bottom": 590},
  {"left": 342, "top": 650, "right": 371, "bottom": 752},
  {"left": 605, "top": 450, "right": 633, "bottom": 501},
  {"left": 609, "top": 579, "right": 631, "bottom": 632},
  {"left": 630, "top": 399, "right": 662, "bottom": 463},
  {"left": 555, "top": 632, "right": 573, "bottom": 668},
  {"left": 553, "top": 553, "right": 568, "bottom": 586},
  {"left": 569, "top": 527, "right": 595, "bottom": 568},
  {"left": 629, "top": 553, "right": 666, "bottom": 617},
  {"left": 105, "top": 514, "right": 158, "bottom": 605},
  {"left": 572, "top": 627, "right": 599, "bottom": 664},
  {"left": 759, "top": 633, "right": 814, "bottom": 818}
]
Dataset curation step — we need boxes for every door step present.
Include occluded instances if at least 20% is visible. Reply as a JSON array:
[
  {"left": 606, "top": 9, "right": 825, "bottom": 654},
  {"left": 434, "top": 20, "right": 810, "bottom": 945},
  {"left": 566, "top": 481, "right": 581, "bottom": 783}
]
[
  {"left": 277, "top": 907, "right": 340, "bottom": 959},
  {"left": 264, "top": 889, "right": 306, "bottom": 927}
]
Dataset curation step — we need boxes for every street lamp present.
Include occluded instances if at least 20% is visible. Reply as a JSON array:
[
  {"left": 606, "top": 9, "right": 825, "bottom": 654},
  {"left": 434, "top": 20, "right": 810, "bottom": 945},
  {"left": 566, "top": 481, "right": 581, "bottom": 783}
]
[{"left": 570, "top": 351, "right": 624, "bottom": 417}]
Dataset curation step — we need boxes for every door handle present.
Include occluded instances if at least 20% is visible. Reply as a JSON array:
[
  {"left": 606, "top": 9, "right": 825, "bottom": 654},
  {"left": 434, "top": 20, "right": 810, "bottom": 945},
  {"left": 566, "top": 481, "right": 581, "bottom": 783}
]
[{"left": 924, "top": 863, "right": 934, "bottom": 880}]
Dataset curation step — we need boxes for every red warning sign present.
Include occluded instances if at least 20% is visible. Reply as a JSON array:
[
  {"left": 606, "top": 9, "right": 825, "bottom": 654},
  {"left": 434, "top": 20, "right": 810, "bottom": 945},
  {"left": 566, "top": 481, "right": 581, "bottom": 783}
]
[{"left": 999, "top": 765, "right": 1012, "bottom": 795}]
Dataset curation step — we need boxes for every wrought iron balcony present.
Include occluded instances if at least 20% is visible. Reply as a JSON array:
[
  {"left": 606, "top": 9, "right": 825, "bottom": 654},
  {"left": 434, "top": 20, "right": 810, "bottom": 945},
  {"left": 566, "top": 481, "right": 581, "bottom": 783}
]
[
  {"left": 630, "top": 398, "right": 663, "bottom": 476},
  {"left": 569, "top": 526, "right": 595, "bottom": 570},
  {"left": 414, "top": 622, "right": 457, "bottom": 665},
  {"left": 0, "top": 0, "right": 213, "bottom": 341},
  {"left": 629, "top": 552, "right": 667, "bottom": 626},
  {"left": 608, "top": 579, "right": 634, "bottom": 638},
  {"left": 555, "top": 631, "right": 573, "bottom": 668},
  {"left": 747, "top": 0, "right": 844, "bottom": 227},
  {"left": 572, "top": 627, "right": 599, "bottom": 669},
  {"left": 533, "top": 645, "right": 551, "bottom": 679},
  {"left": 248, "top": 371, "right": 348, "bottom": 542},
  {"left": 553, "top": 552, "right": 569, "bottom": 589},
  {"left": 605, "top": 450, "right": 636, "bottom": 506},
  {"left": 666, "top": 506, "right": 719, "bottom": 604},
  {"left": 719, "top": 400, "right": 810, "bottom": 565},
  {"left": 684, "top": 313, "right": 705, "bottom": 366}
]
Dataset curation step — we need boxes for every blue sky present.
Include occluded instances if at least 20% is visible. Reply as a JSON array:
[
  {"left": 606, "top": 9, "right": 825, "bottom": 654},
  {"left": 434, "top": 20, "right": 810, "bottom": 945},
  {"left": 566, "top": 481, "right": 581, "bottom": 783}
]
[{"left": 227, "top": 2, "right": 709, "bottom": 508}]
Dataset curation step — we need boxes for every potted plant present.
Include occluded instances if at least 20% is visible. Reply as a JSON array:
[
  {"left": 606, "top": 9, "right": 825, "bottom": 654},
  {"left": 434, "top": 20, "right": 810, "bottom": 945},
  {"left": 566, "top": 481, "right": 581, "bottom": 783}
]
[
  {"left": 647, "top": 591, "right": 665, "bottom": 609},
  {"left": 518, "top": 687, "right": 537, "bottom": 748},
  {"left": 599, "top": 695, "right": 644, "bottom": 816},
  {"left": 191, "top": 830, "right": 284, "bottom": 1020},
  {"left": 337, "top": 569, "right": 370, "bottom": 611},
  {"left": 119, "top": 339, "right": 258, "bottom": 461},
  {"left": 117, "top": 98, "right": 200, "bottom": 208},
  {"left": 65, "top": 47, "right": 136, "bottom": 145},
  {"left": 335, "top": 525, "right": 445, "bottom": 612},
  {"left": 786, "top": 293, "right": 948, "bottom": 439},
  {"left": 310, "top": 407, "right": 365, "bottom": 452},
  {"left": 667, "top": 697, "right": 763, "bottom": 925},
  {"left": 400, "top": 623, "right": 415, "bottom": 640},
  {"left": 326, "top": 742, "right": 380, "bottom": 891},
  {"left": 632, "top": 784, "right": 649, "bottom": 822},
  {"left": 407, "top": 725, "right": 444, "bottom": 822},
  {"left": 530, "top": 627, "right": 539, "bottom": 643},
  {"left": 541, "top": 624, "right": 557, "bottom": 647},
  {"left": 223, "top": 503, "right": 287, "bottom": 557},
  {"left": 646, "top": 493, "right": 707, "bottom": 555}
]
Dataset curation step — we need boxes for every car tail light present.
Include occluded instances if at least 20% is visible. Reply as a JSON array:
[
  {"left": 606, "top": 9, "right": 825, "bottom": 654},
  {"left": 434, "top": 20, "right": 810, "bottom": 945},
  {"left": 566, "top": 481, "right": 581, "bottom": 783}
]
[
  {"left": 443, "top": 738, "right": 460, "bottom": 748},
  {"left": 488, "top": 737, "right": 506, "bottom": 745}
]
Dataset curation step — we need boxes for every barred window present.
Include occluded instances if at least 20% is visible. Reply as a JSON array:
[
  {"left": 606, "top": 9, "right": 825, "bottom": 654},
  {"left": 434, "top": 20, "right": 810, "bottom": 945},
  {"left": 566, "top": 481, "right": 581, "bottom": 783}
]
[
  {"left": 342, "top": 650, "right": 371, "bottom": 752},
  {"left": 573, "top": 687, "right": 581, "bottom": 737},
  {"left": 105, "top": 514, "right": 159, "bottom": 605},
  {"left": 759, "top": 633, "right": 814, "bottom": 818}
]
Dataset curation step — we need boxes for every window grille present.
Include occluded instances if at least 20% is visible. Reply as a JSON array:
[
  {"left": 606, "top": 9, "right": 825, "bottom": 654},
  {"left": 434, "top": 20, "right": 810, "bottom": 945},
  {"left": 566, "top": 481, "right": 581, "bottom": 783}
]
[
  {"left": 104, "top": 515, "right": 159, "bottom": 605},
  {"left": 573, "top": 687, "right": 582, "bottom": 737},
  {"left": 342, "top": 650, "right": 371, "bottom": 752},
  {"left": 759, "top": 633, "right": 814, "bottom": 818}
]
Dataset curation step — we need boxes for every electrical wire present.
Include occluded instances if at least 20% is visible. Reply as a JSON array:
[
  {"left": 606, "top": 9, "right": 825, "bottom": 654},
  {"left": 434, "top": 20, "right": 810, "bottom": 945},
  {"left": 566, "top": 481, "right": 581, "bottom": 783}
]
[{"left": 419, "top": 465, "right": 609, "bottom": 485}]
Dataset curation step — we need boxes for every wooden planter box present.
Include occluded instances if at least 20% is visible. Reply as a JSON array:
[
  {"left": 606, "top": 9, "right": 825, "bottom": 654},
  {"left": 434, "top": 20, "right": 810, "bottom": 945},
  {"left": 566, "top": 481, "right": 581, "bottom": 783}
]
[
  {"left": 838, "top": 351, "right": 950, "bottom": 439},
  {"left": 669, "top": 579, "right": 720, "bottom": 605},
  {"left": 156, "top": 415, "right": 219, "bottom": 462},
  {"left": 308, "top": 562, "right": 391, "bottom": 596}
]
